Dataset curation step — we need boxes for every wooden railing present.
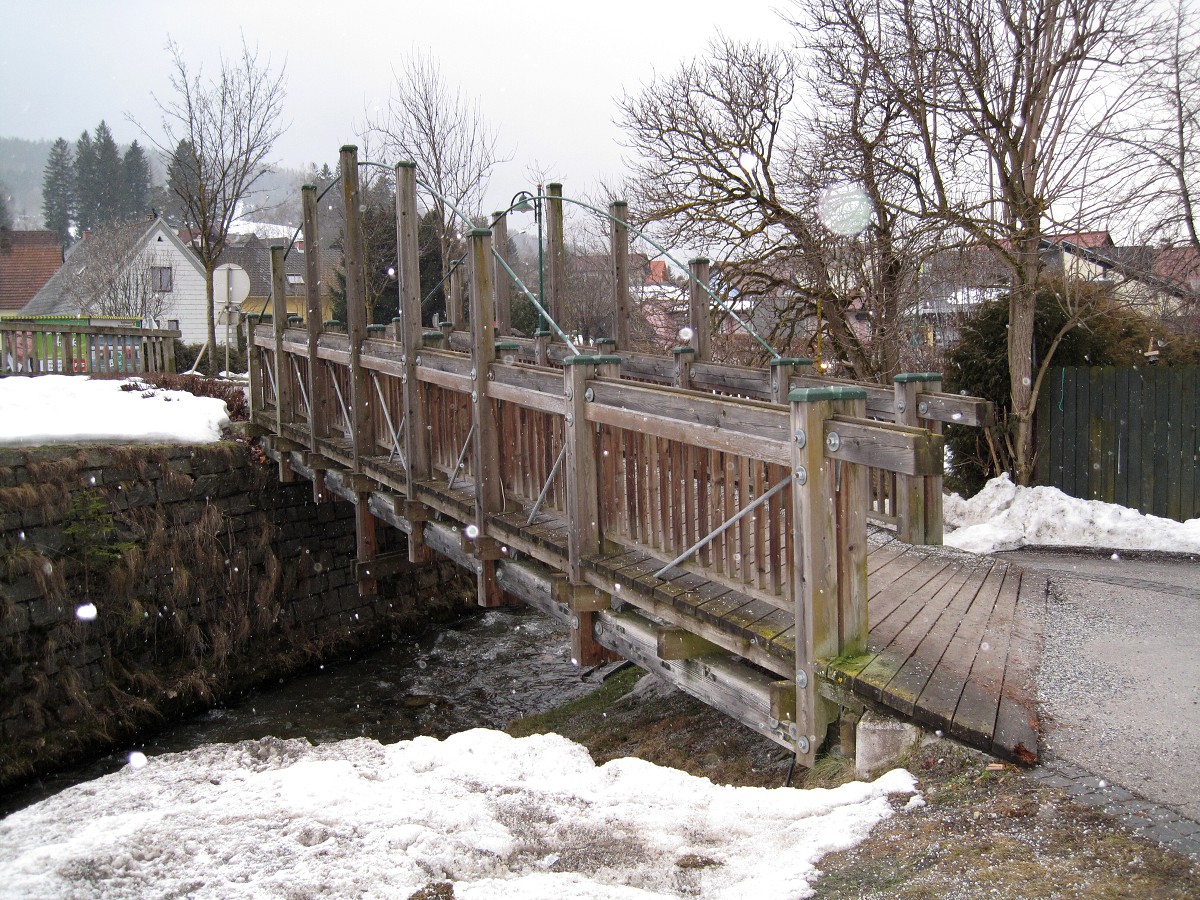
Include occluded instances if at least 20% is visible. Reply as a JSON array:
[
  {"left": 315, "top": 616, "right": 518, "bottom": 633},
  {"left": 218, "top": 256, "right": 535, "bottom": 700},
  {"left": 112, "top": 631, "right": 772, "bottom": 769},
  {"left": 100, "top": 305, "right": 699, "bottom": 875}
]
[
  {"left": 244, "top": 147, "right": 994, "bottom": 765},
  {"left": 0, "top": 320, "right": 178, "bottom": 377}
]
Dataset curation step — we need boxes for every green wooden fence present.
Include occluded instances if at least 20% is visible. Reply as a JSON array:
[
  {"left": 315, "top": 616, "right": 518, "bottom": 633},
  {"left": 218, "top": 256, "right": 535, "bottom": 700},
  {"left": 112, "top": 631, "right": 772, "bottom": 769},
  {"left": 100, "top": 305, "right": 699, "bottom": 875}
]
[{"left": 1036, "top": 366, "right": 1199, "bottom": 522}]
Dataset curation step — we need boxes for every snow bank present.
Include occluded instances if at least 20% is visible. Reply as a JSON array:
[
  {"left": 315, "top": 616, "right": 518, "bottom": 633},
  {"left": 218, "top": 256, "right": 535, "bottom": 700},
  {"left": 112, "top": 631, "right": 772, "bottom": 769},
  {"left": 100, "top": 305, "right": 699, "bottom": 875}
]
[
  {"left": 944, "top": 474, "right": 1200, "bottom": 554},
  {"left": 0, "top": 730, "right": 917, "bottom": 899},
  {"left": 0, "top": 376, "right": 230, "bottom": 446}
]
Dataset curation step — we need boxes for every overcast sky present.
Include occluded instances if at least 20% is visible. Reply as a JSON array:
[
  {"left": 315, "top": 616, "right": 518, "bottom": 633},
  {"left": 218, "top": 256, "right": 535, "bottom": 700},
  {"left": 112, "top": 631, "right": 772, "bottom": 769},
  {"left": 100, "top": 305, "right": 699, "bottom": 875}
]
[{"left": 2, "top": 0, "right": 790, "bottom": 212}]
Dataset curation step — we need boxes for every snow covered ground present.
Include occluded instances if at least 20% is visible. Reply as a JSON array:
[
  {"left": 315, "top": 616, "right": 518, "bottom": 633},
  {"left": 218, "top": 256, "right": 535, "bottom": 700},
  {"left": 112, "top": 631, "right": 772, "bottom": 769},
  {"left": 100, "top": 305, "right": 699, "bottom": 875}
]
[
  {"left": 0, "top": 376, "right": 230, "bottom": 447},
  {"left": 0, "top": 731, "right": 917, "bottom": 899},
  {"left": 944, "top": 473, "right": 1200, "bottom": 554}
]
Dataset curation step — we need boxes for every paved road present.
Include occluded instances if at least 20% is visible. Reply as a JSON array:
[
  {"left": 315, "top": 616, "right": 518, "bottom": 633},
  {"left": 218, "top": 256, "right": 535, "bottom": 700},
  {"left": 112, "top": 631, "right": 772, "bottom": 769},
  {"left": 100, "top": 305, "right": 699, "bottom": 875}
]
[{"left": 997, "top": 547, "right": 1200, "bottom": 852}]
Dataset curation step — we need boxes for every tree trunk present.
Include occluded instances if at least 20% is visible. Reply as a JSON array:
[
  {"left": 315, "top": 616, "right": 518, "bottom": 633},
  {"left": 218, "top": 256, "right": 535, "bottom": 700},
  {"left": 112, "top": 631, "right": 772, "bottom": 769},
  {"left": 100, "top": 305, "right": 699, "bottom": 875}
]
[
  {"left": 205, "top": 266, "right": 217, "bottom": 375},
  {"left": 1007, "top": 242, "right": 1040, "bottom": 486}
]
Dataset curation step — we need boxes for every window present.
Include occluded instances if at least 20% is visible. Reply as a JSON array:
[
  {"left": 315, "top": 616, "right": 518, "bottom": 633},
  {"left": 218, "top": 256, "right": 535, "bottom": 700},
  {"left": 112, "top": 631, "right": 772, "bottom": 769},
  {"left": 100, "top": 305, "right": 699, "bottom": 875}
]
[
  {"left": 286, "top": 274, "right": 305, "bottom": 286},
  {"left": 152, "top": 266, "right": 173, "bottom": 292}
]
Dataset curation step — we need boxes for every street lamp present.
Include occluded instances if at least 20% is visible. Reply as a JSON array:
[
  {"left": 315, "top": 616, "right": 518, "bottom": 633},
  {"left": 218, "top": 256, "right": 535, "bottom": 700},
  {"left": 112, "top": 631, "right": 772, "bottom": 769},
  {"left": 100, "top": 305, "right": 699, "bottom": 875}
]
[{"left": 508, "top": 187, "right": 546, "bottom": 333}]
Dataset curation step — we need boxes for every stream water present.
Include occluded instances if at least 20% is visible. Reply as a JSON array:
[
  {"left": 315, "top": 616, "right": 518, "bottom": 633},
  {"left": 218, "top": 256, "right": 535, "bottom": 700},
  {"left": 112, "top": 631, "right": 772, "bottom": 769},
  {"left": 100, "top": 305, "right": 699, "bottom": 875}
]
[{"left": 2, "top": 608, "right": 607, "bottom": 818}]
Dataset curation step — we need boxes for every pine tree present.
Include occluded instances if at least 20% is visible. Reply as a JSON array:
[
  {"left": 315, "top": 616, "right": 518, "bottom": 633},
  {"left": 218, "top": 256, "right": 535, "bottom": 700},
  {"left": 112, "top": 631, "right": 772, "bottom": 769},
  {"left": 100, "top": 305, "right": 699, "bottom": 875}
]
[
  {"left": 74, "top": 129, "right": 97, "bottom": 232},
  {"left": 0, "top": 184, "right": 13, "bottom": 230},
  {"left": 122, "top": 141, "right": 152, "bottom": 221},
  {"left": 92, "top": 121, "right": 123, "bottom": 224},
  {"left": 165, "top": 139, "right": 201, "bottom": 228},
  {"left": 42, "top": 137, "right": 74, "bottom": 243}
]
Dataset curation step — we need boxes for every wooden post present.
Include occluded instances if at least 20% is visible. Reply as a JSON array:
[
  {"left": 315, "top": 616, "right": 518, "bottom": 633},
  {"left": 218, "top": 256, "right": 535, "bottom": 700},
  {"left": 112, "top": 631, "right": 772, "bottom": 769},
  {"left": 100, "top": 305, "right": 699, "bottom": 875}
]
[
  {"left": 447, "top": 259, "right": 464, "bottom": 328},
  {"left": 770, "top": 357, "right": 814, "bottom": 405},
  {"left": 545, "top": 182, "right": 566, "bottom": 331},
  {"left": 789, "top": 385, "right": 865, "bottom": 765},
  {"left": 918, "top": 375, "right": 945, "bottom": 545},
  {"left": 610, "top": 200, "right": 630, "bottom": 350},
  {"left": 302, "top": 185, "right": 333, "bottom": 503},
  {"left": 894, "top": 373, "right": 943, "bottom": 544},
  {"left": 396, "top": 161, "right": 433, "bottom": 563},
  {"left": 340, "top": 145, "right": 374, "bottom": 472},
  {"left": 245, "top": 315, "right": 262, "bottom": 420},
  {"left": 270, "top": 247, "right": 292, "bottom": 429},
  {"left": 492, "top": 211, "right": 511, "bottom": 337},
  {"left": 534, "top": 329, "right": 551, "bottom": 366},
  {"left": 831, "top": 392, "right": 869, "bottom": 657},
  {"left": 673, "top": 346, "right": 695, "bottom": 390},
  {"left": 688, "top": 257, "right": 712, "bottom": 361},
  {"left": 564, "top": 354, "right": 607, "bottom": 665},
  {"left": 468, "top": 227, "right": 505, "bottom": 608}
]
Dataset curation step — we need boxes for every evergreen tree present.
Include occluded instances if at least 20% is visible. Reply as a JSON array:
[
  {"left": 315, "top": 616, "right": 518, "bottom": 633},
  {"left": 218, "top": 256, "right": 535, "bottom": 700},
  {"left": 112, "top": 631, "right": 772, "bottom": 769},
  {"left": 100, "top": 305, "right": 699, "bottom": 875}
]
[
  {"left": 42, "top": 137, "right": 74, "bottom": 243},
  {"left": 74, "top": 130, "right": 97, "bottom": 232},
  {"left": 165, "top": 139, "right": 201, "bottom": 229},
  {"left": 92, "top": 121, "right": 123, "bottom": 224},
  {"left": 0, "top": 183, "right": 13, "bottom": 230},
  {"left": 122, "top": 140, "right": 152, "bottom": 221}
]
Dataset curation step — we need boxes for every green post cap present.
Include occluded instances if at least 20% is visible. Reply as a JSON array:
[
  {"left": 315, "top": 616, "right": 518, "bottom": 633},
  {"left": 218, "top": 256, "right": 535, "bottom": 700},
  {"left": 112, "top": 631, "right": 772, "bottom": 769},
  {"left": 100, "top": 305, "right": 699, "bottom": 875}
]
[
  {"left": 672, "top": 346, "right": 696, "bottom": 355},
  {"left": 534, "top": 329, "right": 553, "bottom": 338},
  {"left": 495, "top": 340, "right": 520, "bottom": 351},
  {"left": 367, "top": 324, "right": 386, "bottom": 333},
  {"left": 770, "top": 357, "right": 813, "bottom": 366},
  {"left": 788, "top": 386, "right": 868, "bottom": 403},
  {"left": 323, "top": 320, "right": 342, "bottom": 328},
  {"left": 595, "top": 338, "right": 616, "bottom": 346},
  {"left": 422, "top": 330, "right": 445, "bottom": 340},
  {"left": 893, "top": 372, "right": 943, "bottom": 383}
]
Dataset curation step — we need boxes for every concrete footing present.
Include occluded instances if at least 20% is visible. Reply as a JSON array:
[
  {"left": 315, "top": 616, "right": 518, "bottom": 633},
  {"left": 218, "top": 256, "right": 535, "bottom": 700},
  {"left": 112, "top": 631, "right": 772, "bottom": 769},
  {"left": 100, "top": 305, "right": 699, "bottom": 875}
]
[{"left": 855, "top": 710, "right": 922, "bottom": 779}]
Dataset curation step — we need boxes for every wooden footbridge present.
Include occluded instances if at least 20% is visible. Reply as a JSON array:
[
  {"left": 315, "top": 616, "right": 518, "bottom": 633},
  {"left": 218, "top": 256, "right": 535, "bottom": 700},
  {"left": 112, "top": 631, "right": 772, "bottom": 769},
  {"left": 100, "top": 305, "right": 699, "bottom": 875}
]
[{"left": 248, "top": 147, "right": 1044, "bottom": 767}]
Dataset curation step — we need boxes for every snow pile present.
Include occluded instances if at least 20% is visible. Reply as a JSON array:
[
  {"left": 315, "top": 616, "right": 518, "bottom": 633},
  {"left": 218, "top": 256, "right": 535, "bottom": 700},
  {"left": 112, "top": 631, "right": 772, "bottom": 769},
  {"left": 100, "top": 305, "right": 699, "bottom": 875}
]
[
  {"left": 944, "top": 474, "right": 1200, "bottom": 554},
  {"left": 0, "top": 376, "right": 230, "bottom": 447},
  {"left": 0, "top": 730, "right": 917, "bottom": 900}
]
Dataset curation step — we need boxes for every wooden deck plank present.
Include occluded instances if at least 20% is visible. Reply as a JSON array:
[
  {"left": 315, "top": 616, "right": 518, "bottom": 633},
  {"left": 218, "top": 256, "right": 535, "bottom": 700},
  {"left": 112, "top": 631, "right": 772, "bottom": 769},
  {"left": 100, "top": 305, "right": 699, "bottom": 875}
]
[
  {"left": 908, "top": 559, "right": 1008, "bottom": 735},
  {"left": 873, "top": 560, "right": 995, "bottom": 717},
  {"left": 990, "top": 571, "right": 1046, "bottom": 763},
  {"left": 950, "top": 565, "right": 1023, "bottom": 748},
  {"left": 868, "top": 554, "right": 960, "bottom": 635}
]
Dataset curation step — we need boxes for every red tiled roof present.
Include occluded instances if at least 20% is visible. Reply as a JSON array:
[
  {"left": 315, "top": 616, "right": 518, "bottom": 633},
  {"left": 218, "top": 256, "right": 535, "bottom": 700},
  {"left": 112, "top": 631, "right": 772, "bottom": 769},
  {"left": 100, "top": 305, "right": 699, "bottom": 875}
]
[
  {"left": 1043, "top": 231, "right": 1113, "bottom": 250},
  {"left": 0, "top": 231, "right": 63, "bottom": 311}
]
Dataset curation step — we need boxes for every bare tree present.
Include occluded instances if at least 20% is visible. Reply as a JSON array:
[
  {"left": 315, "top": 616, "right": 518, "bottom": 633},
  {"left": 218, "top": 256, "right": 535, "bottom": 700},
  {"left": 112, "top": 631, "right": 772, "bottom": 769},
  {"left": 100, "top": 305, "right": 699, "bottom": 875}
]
[
  {"left": 809, "top": 0, "right": 1142, "bottom": 484},
  {"left": 619, "top": 36, "right": 939, "bottom": 379},
  {"left": 364, "top": 52, "right": 503, "bottom": 307},
  {"left": 60, "top": 223, "right": 173, "bottom": 321},
  {"left": 133, "top": 38, "right": 287, "bottom": 372}
]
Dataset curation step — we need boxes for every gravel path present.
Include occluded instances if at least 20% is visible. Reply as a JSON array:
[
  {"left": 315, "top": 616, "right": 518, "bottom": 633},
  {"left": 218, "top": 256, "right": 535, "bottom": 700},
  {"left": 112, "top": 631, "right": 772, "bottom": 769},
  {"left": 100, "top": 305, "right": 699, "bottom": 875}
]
[{"left": 999, "top": 549, "right": 1200, "bottom": 824}]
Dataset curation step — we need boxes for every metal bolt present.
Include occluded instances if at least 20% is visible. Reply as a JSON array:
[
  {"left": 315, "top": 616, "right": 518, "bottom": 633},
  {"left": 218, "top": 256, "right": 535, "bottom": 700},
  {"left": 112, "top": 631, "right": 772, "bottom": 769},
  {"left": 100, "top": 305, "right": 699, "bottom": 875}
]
[
  {"left": 796, "top": 736, "right": 810, "bottom": 754},
  {"left": 918, "top": 400, "right": 929, "bottom": 416},
  {"left": 470, "top": 367, "right": 477, "bottom": 379},
  {"left": 565, "top": 413, "right": 574, "bottom": 425},
  {"left": 796, "top": 669, "right": 808, "bottom": 689},
  {"left": 487, "top": 371, "right": 495, "bottom": 381},
  {"left": 794, "top": 428, "right": 807, "bottom": 448},
  {"left": 471, "top": 390, "right": 478, "bottom": 403},
  {"left": 571, "top": 614, "right": 580, "bottom": 629},
  {"left": 795, "top": 466, "right": 807, "bottom": 485},
  {"left": 896, "top": 399, "right": 906, "bottom": 413},
  {"left": 584, "top": 387, "right": 594, "bottom": 402},
  {"left": 826, "top": 431, "right": 841, "bottom": 452},
  {"left": 565, "top": 387, "right": 573, "bottom": 401},
  {"left": 414, "top": 355, "right": 422, "bottom": 367}
]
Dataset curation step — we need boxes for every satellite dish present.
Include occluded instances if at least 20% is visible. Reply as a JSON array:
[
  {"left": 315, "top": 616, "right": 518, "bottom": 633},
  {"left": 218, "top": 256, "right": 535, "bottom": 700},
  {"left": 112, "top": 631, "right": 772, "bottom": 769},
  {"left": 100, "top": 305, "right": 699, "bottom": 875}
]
[{"left": 214, "top": 263, "right": 251, "bottom": 306}]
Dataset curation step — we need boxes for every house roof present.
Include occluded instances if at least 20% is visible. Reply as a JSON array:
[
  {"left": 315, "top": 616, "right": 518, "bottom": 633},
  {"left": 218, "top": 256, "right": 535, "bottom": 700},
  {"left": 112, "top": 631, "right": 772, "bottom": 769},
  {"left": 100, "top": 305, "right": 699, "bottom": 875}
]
[
  {"left": 23, "top": 216, "right": 204, "bottom": 316},
  {"left": 0, "top": 230, "right": 63, "bottom": 311},
  {"left": 1043, "top": 230, "right": 1114, "bottom": 251},
  {"left": 214, "top": 234, "right": 307, "bottom": 300}
]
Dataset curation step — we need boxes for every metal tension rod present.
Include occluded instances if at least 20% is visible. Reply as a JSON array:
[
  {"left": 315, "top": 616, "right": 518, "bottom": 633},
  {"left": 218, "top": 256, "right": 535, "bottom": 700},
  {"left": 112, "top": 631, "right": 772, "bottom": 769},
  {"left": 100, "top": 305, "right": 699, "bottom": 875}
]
[
  {"left": 447, "top": 423, "right": 476, "bottom": 492},
  {"left": 652, "top": 476, "right": 791, "bottom": 580},
  {"left": 329, "top": 369, "right": 353, "bottom": 436},
  {"left": 370, "top": 372, "right": 406, "bottom": 467},
  {"left": 527, "top": 443, "right": 567, "bottom": 525},
  {"left": 291, "top": 357, "right": 311, "bottom": 418}
]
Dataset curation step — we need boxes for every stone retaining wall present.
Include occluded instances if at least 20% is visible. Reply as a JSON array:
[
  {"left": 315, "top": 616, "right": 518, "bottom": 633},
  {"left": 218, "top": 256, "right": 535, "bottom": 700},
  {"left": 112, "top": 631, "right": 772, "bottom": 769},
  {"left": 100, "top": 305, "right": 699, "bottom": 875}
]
[{"left": 0, "top": 441, "right": 472, "bottom": 790}]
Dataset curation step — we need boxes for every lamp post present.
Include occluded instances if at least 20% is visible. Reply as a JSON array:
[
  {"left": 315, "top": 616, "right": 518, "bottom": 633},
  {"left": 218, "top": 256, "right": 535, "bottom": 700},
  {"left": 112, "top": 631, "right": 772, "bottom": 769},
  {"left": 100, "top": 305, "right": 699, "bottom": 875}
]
[{"left": 509, "top": 187, "right": 546, "bottom": 333}]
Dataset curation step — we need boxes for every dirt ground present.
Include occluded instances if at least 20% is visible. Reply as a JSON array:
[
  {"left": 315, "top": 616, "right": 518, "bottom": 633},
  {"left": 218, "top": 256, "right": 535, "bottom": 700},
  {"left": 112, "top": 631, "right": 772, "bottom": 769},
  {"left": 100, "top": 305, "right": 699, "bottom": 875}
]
[{"left": 507, "top": 667, "right": 1200, "bottom": 899}]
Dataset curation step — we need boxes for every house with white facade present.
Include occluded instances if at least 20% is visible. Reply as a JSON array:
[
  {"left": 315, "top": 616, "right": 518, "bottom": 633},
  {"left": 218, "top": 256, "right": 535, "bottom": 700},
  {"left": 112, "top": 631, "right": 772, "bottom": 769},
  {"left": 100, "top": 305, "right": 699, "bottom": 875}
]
[{"left": 22, "top": 216, "right": 211, "bottom": 344}]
